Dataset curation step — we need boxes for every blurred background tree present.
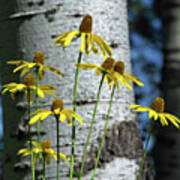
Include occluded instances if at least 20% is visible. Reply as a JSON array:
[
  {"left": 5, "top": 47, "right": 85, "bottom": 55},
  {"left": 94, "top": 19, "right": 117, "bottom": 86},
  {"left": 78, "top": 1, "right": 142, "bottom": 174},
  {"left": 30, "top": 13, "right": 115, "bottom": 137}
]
[{"left": 153, "top": 1, "right": 180, "bottom": 179}]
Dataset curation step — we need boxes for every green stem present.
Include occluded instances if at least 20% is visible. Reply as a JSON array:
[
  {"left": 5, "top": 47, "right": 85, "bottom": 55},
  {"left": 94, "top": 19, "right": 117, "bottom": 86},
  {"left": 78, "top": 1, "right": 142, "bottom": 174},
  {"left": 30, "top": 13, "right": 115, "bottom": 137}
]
[
  {"left": 70, "top": 52, "right": 82, "bottom": 179},
  {"left": 27, "top": 89, "right": 35, "bottom": 180},
  {"left": 56, "top": 117, "right": 60, "bottom": 180},
  {"left": 91, "top": 85, "right": 115, "bottom": 180},
  {"left": 35, "top": 70, "right": 40, "bottom": 143},
  {"left": 35, "top": 69, "right": 44, "bottom": 179},
  {"left": 43, "top": 154, "right": 46, "bottom": 180},
  {"left": 79, "top": 74, "right": 105, "bottom": 180},
  {"left": 137, "top": 132, "right": 151, "bottom": 180}
]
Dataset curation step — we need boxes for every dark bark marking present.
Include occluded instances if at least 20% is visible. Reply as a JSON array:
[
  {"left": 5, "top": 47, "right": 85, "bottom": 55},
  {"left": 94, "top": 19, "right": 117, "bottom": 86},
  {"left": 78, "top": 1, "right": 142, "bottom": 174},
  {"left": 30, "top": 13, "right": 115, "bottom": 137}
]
[
  {"left": 74, "top": 121, "right": 143, "bottom": 176},
  {"left": 110, "top": 42, "right": 119, "bottom": 49},
  {"left": 8, "top": 4, "right": 63, "bottom": 21},
  {"left": 37, "top": 0, "right": 44, "bottom": 6},
  {"left": 44, "top": 4, "right": 63, "bottom": 22}
]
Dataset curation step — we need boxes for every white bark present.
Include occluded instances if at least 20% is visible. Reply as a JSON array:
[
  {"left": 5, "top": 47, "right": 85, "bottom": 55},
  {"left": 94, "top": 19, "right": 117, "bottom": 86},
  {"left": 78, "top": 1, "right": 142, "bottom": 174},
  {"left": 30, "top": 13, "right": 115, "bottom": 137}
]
[{"left": 0, "top": 0, "right": 142, "bottom": 179}]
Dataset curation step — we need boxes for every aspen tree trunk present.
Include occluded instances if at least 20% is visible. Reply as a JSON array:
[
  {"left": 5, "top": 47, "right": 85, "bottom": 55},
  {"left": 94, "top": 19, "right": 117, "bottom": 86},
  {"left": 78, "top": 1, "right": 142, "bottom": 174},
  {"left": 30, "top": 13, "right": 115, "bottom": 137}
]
[
  {"left": 0, "top": 0, "right": 142, "bottom": 179},
  {"left": 154, "top": 1, "right": 180, "bottom": 180}
]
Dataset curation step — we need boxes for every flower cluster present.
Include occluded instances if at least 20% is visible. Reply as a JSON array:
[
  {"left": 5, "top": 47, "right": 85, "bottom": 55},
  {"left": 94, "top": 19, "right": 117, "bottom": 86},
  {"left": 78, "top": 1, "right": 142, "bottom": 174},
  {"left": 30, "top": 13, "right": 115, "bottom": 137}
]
[
  {"left": 18, "top": 140, "right": 70, "bottom": 165},
  {"left": 2, "top": 14, "right": 180, "bottom": 180}
]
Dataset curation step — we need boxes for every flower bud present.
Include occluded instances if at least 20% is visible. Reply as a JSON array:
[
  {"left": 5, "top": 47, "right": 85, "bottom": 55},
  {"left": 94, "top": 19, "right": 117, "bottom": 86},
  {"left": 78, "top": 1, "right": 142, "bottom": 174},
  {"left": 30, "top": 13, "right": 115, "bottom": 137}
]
[
  {"left": 114, "top": 61, "right": 125, "bottom": 74},
  {"left": 79, "top": 15, "right": 92, "bottom": 33},
  {"left": 151, "top": 97, "right": 165, "bottom": 113},
  {"left": 33, "top": 51, "right": 45, "bottom": 64},
  {"left": 24, "top": 74, "right": 35, "bottom": 86},
  {"left": 101, "top": 57, "right": 115, "bottom": 70},
  {"left": 51, "top": 99, "right": 64, "bottom": 112}
]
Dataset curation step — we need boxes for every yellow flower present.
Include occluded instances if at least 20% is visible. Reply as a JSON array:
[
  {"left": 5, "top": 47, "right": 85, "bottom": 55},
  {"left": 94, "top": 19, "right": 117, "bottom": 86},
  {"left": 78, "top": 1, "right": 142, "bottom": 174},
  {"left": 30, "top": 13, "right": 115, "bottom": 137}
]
[
  {"left": 18, "top": 140, "right": 70, "bottom": 165},
  {"left": 53, "top": 15, "right": 112, "bottom": 59},
  {"left": 29, "top": 98, "right": 83, "bottom": 126},
  {"left": 77, "top": 58, "right": 144, "bottom": 90},
  {"left": 110, "top": 61, "right": 144, "bottom": 90},
  {"left": 2, "top": 74, "right": 56, "bottom": 103},
  {"left": 7, "top": 51, "right": 63, "bottom": 80},
  {"left": 130, "top": 97, "right": 180, "bottom": 128},
  {"left": 77, "top": 57, "right": 118, "bottom": 88}
]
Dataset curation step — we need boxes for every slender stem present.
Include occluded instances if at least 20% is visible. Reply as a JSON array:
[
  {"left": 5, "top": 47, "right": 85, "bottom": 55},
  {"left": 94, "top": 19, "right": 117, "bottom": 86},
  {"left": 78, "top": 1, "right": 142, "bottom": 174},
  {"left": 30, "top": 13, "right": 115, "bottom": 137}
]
[
  {"left": 137, "top": 132, "right": 151, "bottom": 180},
  {"left": 35, "top": 69, "right": 44, "bottom": 179},
  {"left": 79, "top": 74, "right": 105, "bottom": 180},
  {"left": 35, "top": 70, "right": 40, "bottom": 143},
  {"left": 27, "top": 89, "right": 35, "bottom": 180},
  {"left": 91, "top": 85, "right": 115, "bottom": 180},
  {"left": 70, "top": 52, "right": 82, "bottom": 179},
  {"left": 56, "top": 116, "right": 60, "bottom": 180},
  {"left": 42, "top": 154, "right": 46, "bottom": 180}
]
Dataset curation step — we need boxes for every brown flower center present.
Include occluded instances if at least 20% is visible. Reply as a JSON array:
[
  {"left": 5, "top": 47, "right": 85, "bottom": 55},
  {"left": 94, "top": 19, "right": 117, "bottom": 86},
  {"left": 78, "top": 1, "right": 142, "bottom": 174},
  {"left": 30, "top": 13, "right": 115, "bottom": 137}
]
[
  {"left": 33, "top": 51, "right": 45, "bottom": 64},
  {"left": 24, "top": 74, "right": 35, "bottom": 86},
  {"left": 41, "top": 140, "right": 51, "bottom": 150},
  {"left": 79, "top": 15, "right": 92, "bottom": 33},
  {"left": 114, "top": 61, "right": 125, "bottom": 74},
  {"left": 51, "top": 99, "right": 64, "bottom": 112},
  {"left": 101, "top": 57, "right": 115, "bottom": 71},
  {"left": 151, "top": 97, "right": 165, "bottom": 113}
]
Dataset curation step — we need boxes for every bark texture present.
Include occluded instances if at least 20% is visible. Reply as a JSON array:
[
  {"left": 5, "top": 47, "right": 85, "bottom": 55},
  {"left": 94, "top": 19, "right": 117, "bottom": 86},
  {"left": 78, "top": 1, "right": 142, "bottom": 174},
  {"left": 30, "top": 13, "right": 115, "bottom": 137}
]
[
  {"left": 154, "top": 1, "right": 180, "bottom": 180},
  {"left": 0, "top": 0, "right": 142, "bottom": 179}
]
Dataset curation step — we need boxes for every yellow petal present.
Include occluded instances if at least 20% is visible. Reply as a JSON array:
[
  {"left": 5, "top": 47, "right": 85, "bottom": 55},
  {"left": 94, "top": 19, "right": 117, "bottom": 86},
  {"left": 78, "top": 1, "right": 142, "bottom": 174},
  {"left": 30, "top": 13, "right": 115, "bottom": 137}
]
[
  {"left": 85, "top": 33, "right": 91, "bottom": 55},
  {"left": 165, "top": 113, "right": 180, "bottom": 128},
  {"left": 124, "top": 74, "right": 144, "bottom": 87},
  {"left": 91, "top": 43, "right": 99, "bottom": 56},
  {"left": 38, "top": 65, "right": 44, "bottom": 80},
  {"left": 134, "top": 107, "right": 150, "bottom": 112},
  {"left": 1, "top": 88, "right": 9, "bottom": 95},
  {"left": 42, "top": 90, "right": 57, "bottom": 97},
  {"left": 93, "top": 34, "right": 112, "bottom": 57},
  {"left": 76, "top": 63, "right": 98, "bottom": 70},
  {"left": 124, "top": 78, "right": 133, "bottom": 90},
  {"left": 64, "top": 31, "right": 80, "bottom": 48},
  {"left": 7, "top": 60, "right": 24, "bottom": 65},
  {"left": 114, "top": 73, "right": 125, "bottom": 86},
  {"left": 60, "top": 113, "right": 66, "bottom": 122},
  {"left": 29, "top": 110, "right": 52, "bottom": 125},
  {"left": 37, "top": 87, "right": 45, "bottom": 98},
  {"left": 39, "top": 84, "right": 56, "bottom": 90},
  {"left": 53, "top": 32, "right": 70, "bottom": 47},
  {"left": 44, "top": 65, "right": 63, "bottom": 76},
  {"left": 40, "top": 111, "right": 52, "bottom": 121},
  {"left": 129, "top": 104, "right": 141, "bottom": 109},
  {"left": 165, "top": 113, "right": 180, "bottom": 123},
  {"left": 26, "top": 89, "right": 34, "bottom": 104},
  {"left": 159, "top": 114, "right": 168, "bottom": 126},
  {"left": 53, "top": 31, "right": 80, "bottom": 48},
  {"left": 62, "top": 109, "right": 83, "bottom": 125},
  {"left": 13, "top": 64, "right": 28, "bottom": 73},
  {"left": 93, "top": 35, "right": 106, "bottom": 59},
  {"left": 17, "top": 148, "right": 30, "bottom": 155},
  {"left": 20, "top": 67, "right": 31, "bottom": 77},
  {"left": 2, "top": 82, "right": 17, "bottom": 88},
  {"left": 59, "top": 153, "right": 70, "bottom": 163},
  {"left": 149, "top": 110, "right": 156, "bottom": 119},
  {"left": 31, "top": 141, "right": 40, "bottom": 148},
  {"left": 29, "top": 114, "right": 41, "bottom": 125},
  {"left": 80, "top": 33, "right": 86, "bottom": 53}
]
